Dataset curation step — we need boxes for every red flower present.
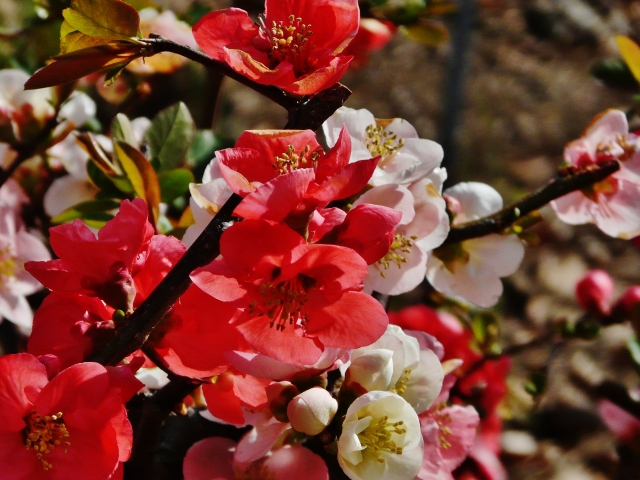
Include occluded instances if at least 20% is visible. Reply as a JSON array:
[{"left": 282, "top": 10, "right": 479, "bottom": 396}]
[
  {"left": 202, "top": 370, "right": 271, "bottom": 425},
  {"left": 25, "top": 199, "right": 154, "bottom": 311},
  {"left": 0, "top": 353, "right": 141, "bottom": 480},
  {"left": 191, "top": 219, "right": 388, "bottom": 365},
  {"left": 342, "top": 18, "right": 396, "bottom": 69},
  {"left": 193, "top": 0, "right": 359, "bottom": 95},
  {"left": 217, "top": 128, "right": 378, "bottom": 224}
]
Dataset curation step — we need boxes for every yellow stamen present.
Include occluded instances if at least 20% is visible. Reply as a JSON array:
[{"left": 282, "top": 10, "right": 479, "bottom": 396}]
[
  {"left": 358, "top": 415, "right": 406, "bottom": 462},
  {"left": 23, "top": 411, "right": 71, "bottom": 471},
  {"left": 273, "top": 144, "right": 320, "bottom": 175},
  {"left": 364, "top": 124, "right": 404, "bottom": 158},
  {"left": 377, "top": 234, "right": 417, "bottom": 278}
]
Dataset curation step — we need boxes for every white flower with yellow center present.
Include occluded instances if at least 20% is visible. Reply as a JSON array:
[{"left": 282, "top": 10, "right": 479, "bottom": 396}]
[
  {"left": 322, "top": 106, "right": 445, "bottom": 188},
  {"left": 338, "top": 391, "right": 424, "bottom": 480},
  {"left": 346, "top": 325, "right": 444, "bottom": 414}
]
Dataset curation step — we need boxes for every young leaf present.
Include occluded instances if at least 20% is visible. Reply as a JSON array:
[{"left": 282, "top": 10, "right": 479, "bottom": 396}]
[
  {"left": 114, "top": 141, "right": 161, "bottom": 228},
  {"left": 158, "top": 168, "right": 195, "bottom": 203},
  {"left": 51, "top": 199, "right": 120, "bottom": 224},
  {"left": 62, "top": 0, "right": 139, "bottom": 40},
  {"left": 399, "top": 20, "right": 449, "bottom": 46},
  {"left": 616, "top": 35, "right": 640, "bottom": 85},
  {"left": 146, "top": 102, "right": 195, "bottom": 171},
  {"left": 111, "top": 113, "right": 136, "bottom": 146},
  {"left": 25, "top": 43, "right": 142, "bottom": 90}
]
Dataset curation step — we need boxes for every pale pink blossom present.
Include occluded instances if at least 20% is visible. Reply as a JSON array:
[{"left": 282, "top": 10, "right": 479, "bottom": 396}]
[
  {"left": 0, "top": 184, "right": 51, "bottom": 328},
  {"left": 426, "top": 182, "right": 525, "bottom": 308},
  {"left": 183, "top": 437, "right": 329, "bottom": 480},
  {"left": 551, "top": 109, "right": 640, "bottom": 238},
  {"left": 417, "top": 376, "right": 480, "bottom": 480},
  {"left": 353, "top": 181, "right": 448, "bottom": 295},
  {"left": 322, "top": 106, "right": 446, "bottom": 187}
]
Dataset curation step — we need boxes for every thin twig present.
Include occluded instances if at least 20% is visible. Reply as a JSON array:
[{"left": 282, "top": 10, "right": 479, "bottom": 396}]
[
  {"left": 442, "top": 160, "right": 620, "bottom": 245},
  {"left": 87, "top": 193, "right": 242, "bottom": 366}
]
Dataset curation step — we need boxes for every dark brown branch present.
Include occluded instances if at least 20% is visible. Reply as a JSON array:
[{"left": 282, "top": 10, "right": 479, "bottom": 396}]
[
  {"left": 442, "top": 160, "right": 620, "bottom": 245},
  {"left": 142, "top": 35, "right": 351, "bottom": 131},
  {"left": 125, "top": 376, "right": 201, "bottom": 479},
  {"left": 88, "top": 193, "right": 242, "bottom": 366},
  {"left": 0, "top": 116, "right": 61, "bottom": 189}
]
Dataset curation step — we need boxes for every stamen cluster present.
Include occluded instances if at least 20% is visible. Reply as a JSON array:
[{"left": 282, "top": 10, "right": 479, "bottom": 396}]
[{"left": 23, "top": 411, "right": 70, "bottom": 470}]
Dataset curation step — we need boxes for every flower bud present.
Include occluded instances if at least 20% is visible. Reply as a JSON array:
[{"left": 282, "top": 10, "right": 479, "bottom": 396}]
[
  {"left": 287, "top": 387, "right": 338, "bottom": 435},
  {"left": 345, "top": 348, "right": 395, "bottom": 392},
  {"left": 266, "top": 381, "right": 299, "bottom": 423},
  {"left": 575, "top": 269, "right": 614, "bottom": 316},
  {"left": 613, "top": 285, "right": 640, "bottom": 335}
]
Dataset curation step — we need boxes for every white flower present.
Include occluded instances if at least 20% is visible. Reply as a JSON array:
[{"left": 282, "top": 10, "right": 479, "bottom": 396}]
[
  {"left": 287, "top": 387, "right": 338, "bottom": 435},
  {"left": 426, "top": 182, "right": 525, "bottom": 308},
  {"left": 322, "top": 106, "right": 445, "bottom": 187},
  {"left": 183, "top": 157, "right": 233, "bottom": 246},
  {"left": 0, "top": 181, "right": 50, "bottom": 329},
  {"left": 338, "top": 391, "right": 423, "bottom": 480},
  {"left": 346, "top": 325, "right": 443, "bottom": 414},
  {"left": 353, "top": 181, "right": 449, "bottom": 295}
]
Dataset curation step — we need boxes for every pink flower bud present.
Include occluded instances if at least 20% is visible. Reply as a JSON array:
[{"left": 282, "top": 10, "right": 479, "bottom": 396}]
[
  {"left": 575, "top": 269, "right": 614, "bottom": 316},
  {"left": 287, "top": 387, "right": 337, "bottom": 435},
  {"left": 613, "top": 286, "right": 640, "bottom": 321}
]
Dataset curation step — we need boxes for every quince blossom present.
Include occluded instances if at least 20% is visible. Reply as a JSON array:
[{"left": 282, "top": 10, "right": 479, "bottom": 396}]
[
  {"left": 345, "top": 324, "right": 443, "bottom": 414},
  {"left": 551, "top": 109, "right": 640, "bottom": 238},
  {"left": 191, "top": 219, "right": 388, "bottom": 366},
  {"left": 193, "top": 0, "right": 359, "bottom": 95},
  {"left": 287, "top": 387, "right": 338, "bottom": 435},
  {"left": 322, "top": 106, "right": 446, "bottom": 187},
  {"left": 183, "top": 437, "right": 329, "bottom": 480},
  {"left": 351, "top": 182, "right": 449, "bottom": 295},
  {"left": 0, "top": 353, "right": 142, "bottom": 479},
  {"left": 0, "top": 181, "right": 50, "bottom": 329},
  {"left": 338, "top": 391, "right": 423, "bottom": 480},
  {"left": 427, "top": 182, "right": 525, "bottom": 308}
]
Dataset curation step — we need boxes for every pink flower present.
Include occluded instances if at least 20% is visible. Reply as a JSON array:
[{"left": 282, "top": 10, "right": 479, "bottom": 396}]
[
  {"left": 192, "top": 0, "right": 359, "bottom": 95},
  {"left": 551, "top": 109, "right": 640, "bottom": 238},
  {"left": 183, "top": 437, "right": 328, "bottom": 480},
  {"left": 599, "top": 399, "right": 640, "bottom": 443},
  {"left": 26, "top": 199, "right": 154, "bottom": 311},
  {"left": 342, "top": 18, "right": 396, "bottom": 69},
  {"left": 417, "top": 376, "right": 480, "bottom": 480},
  {"left": 191, "top": 219, "right": 388, "bottom": 366},
  {"left": 0, "top": 353, "right": 141, "bottom": 479},
  {"left": 0, "top": 181, "right": 51, "bottom": 329}
]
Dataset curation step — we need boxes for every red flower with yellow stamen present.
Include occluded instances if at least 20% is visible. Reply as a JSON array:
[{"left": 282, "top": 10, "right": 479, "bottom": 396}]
[
  {"left": 192, "top": 0, "right": 359, "bottom": 95},
  {"left": 191, "top": 219, "right": 388, "bottom": 365},
  {"left": 0, "top": 353, "right": 141, "bottom": 480}
]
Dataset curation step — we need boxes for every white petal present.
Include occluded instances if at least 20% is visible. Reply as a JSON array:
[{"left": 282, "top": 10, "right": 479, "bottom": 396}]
[{"left": 444, "top": 182, "right": 503, "bottom": 222}]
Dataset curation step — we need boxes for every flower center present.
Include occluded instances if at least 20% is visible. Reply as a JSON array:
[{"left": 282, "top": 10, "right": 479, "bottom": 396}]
[
  {"left": 249, "top": 274, "right": 315, "bottom": 331},
  {"left": 364, "top": 124, "right": 404, "bottom": 158},
  {"left": 377, "top": 234, "right": 417, "bottom": 278},
  {"left": 391, "top": 368, "right": 412, "bottom": 396},
  {"left": 432, "top": 242, "right": 470, "bottom": 273},
  {"left": 273, "top": 144, "right": 321, "bottom": 175},
  {"left": 260, "top": 14, "right": 313, "bottom": 76},
  {"left": 430, "top": 403, "right": 453, "bottom": 449},
  {"left": 0, "top": 246, "right": 19, "bottom": 288},
  {"left": 358, "top": 415, "right": 406, "bottom": 462},
  {"left": 23, "top": 411, "right": 71, "bottom": 471}
]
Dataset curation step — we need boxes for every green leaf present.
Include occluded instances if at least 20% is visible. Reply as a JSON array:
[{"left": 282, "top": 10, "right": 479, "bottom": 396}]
[
  {"left": 187, "top": 130, "right": 224, "bottom": 166},
  {"left": 158, "top": 168, "right": 194, "bottom": 203},
  {"left": 111, "top": 113, "right": 136, "bottom": 146},
  {"left": 590, "top": 58, "right": 638, "bottom": 90},
  {"left": 62, "top": 0, "right": 140, "bottom": 40},
  {"left": 87, "top": 161, "right": 130, "bottom": 197},
  {"left": 51, "top": 199, "right": 120, "bottom": 224},
  {"left": 146, "top": 102, "right": 195, "bottom": 171},
  {"left": 114, "top": 141, "right": 161, "bottom": 227}
]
